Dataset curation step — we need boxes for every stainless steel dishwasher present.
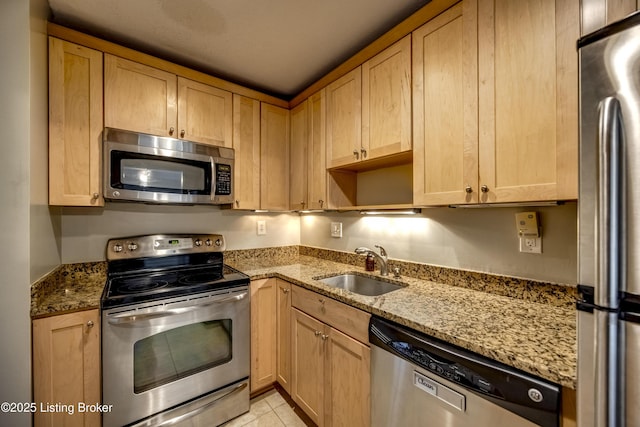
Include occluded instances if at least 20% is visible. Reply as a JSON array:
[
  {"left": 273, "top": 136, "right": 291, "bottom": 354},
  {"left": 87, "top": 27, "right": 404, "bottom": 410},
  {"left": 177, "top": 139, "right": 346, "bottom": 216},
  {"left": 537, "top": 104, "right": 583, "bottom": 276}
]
[{"left": 369, "top": 317, "right": 561, "bottom": 427}]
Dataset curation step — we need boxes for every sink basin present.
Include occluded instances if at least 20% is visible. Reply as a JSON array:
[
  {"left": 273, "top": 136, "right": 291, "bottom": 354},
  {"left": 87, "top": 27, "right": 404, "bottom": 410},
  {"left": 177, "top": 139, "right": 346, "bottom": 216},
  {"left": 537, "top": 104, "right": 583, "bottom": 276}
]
[{"left": 316, "top": 273, "right": 405, "bottom": 296}]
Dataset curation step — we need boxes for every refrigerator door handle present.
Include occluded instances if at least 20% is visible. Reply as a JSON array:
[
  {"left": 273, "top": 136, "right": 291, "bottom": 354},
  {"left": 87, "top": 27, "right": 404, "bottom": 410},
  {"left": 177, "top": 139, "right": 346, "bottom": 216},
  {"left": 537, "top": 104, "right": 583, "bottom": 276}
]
[
  {"left": 594, "top": 96, "right": 626, "bottom": 427},
  {"left": 596, "top": 96, "right": 624, "bottom": 309}
]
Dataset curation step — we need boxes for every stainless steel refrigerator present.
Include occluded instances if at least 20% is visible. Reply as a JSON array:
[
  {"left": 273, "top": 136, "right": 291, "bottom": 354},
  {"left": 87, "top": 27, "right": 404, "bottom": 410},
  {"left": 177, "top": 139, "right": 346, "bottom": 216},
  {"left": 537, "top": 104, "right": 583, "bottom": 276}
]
[{"left": 577, "top": 11, "right": 640, "bottom": 427}]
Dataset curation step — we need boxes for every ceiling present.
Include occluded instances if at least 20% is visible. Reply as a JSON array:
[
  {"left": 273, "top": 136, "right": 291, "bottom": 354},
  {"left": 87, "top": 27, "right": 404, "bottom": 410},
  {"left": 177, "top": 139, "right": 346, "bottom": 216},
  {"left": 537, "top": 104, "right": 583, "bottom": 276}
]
[{"left": 48, "top": 0, "right": 432, "bottom": 99}]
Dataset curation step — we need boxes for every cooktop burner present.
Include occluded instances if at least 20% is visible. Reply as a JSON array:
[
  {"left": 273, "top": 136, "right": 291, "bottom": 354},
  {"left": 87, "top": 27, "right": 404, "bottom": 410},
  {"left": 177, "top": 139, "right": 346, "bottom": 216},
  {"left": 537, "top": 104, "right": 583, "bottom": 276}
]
[{"left": 101, "top": 234, "right": 249, "bottom": 309}]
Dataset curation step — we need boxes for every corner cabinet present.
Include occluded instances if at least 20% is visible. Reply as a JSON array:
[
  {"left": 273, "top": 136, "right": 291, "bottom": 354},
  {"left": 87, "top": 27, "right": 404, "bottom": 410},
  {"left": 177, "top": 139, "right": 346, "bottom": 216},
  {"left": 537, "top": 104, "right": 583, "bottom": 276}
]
[
  {"left": 477, "top": 0, "right": 579, "bottom": 203},
  {"left": 104, "top": 55, "right": 233, "bottom": 147},
  {"left": 33, "top": 309, "right": 100, "bottom": 427},
  {"left": 291, "top": 285, "right": 371, "bottom": 426},
  {"left": 48, "top": 37, "right": 103, "bottom": 206}
]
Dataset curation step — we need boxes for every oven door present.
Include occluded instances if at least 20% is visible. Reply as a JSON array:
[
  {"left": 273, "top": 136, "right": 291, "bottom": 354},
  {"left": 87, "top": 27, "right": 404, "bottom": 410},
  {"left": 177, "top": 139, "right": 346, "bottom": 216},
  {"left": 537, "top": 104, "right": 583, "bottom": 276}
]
[{"left": 102, "top": 286, "right": 249, "bottom": 427}]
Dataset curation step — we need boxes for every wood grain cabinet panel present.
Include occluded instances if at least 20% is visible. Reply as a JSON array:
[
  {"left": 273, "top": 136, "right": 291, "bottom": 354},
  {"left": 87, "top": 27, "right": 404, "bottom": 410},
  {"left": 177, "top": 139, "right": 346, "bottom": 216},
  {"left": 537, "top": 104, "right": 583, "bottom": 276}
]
[
  {"left": 33, "top": 310, "right": 100, "bottom": 427},
  {"left": 250, "top": 278, "right": 277, "bottom": 393},
  {"left": 48, "top": 37, "right": 103, "bottom": 206},
  {"left": 326, "top": 68, "right": 362, "bottom": 168},
  {"left": 290, "top": 100, "right": 309, "bottom": 211},
  {"left": 232, "top": 95, "right": 261, "bottom": 210},
  {"left": 581, "top": 0, "right": 638, "bottom": 35},
  {"left": 104, "top": 54, "right": 177, "bottom": 137},
  {"left": 477, "top": 0, "right": 579, "bottom": 203},
  {"left": 276, "top": 280, "right": 292, "bottom": 394},
  {"left": 413, "top": 2, "right": 478, "bottom": 205},
  {"left": 178, "top": 77, "right": 232, "bottom": 146},
  {"left": 260, "top": 103, "right": 290, "bottom": 210},
  {"left": 308, "top": 89, "right": 327, "bottom": 210}
]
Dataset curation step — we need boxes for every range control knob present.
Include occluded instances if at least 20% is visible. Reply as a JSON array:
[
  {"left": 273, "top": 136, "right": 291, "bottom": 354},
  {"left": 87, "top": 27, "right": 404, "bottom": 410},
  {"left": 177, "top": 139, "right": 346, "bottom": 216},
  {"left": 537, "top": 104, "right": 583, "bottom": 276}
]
[
  {"left": 128, "top": 243, "right": 138, "bottom": 251},
  {"left": 215, "top": 239, "right": 222, "bottom": 247},
  {"left": 205, "top": 239, "right": 212, "bottom": 246},
  {"left": 194, "top": 239, "right": 202, "bottom": 247},
  {"left": 113, "top": 243, "right": 123, "bottom": 253}
]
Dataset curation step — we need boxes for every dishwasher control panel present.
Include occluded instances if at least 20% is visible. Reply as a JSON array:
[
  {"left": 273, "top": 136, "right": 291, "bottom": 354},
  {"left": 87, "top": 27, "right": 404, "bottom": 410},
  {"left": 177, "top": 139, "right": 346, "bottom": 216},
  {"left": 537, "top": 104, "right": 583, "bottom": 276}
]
[{"left": 390, "top": 341, "right": 498, "bottom": 398}]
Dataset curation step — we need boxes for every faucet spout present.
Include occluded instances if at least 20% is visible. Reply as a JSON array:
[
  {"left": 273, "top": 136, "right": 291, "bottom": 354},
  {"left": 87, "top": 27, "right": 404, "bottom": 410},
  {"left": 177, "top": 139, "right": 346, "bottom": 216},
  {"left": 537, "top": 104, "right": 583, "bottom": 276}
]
[{"left": 354, "top": 246, "right": 389, "bottom": 276}]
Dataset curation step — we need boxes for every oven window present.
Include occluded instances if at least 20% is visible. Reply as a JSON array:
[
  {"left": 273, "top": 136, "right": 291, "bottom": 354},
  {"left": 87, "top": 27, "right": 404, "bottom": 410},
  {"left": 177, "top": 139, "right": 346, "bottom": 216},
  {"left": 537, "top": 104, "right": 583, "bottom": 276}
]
[{"left": 133, "top": 319, "right": 232, "bottom": 394}]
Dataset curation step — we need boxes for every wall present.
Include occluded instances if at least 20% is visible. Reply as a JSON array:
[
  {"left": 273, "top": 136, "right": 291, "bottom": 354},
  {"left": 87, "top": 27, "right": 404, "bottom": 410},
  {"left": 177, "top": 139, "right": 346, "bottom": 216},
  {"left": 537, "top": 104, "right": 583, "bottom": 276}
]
[
  {"left": 0, "top": 0, "right": 51, "bottom": 425},
  {"left": 61, "top": 204, "right": 300, "bottom": 263},
  {"left": 301, "top": 203, "right": 577, "bottom": 284}
]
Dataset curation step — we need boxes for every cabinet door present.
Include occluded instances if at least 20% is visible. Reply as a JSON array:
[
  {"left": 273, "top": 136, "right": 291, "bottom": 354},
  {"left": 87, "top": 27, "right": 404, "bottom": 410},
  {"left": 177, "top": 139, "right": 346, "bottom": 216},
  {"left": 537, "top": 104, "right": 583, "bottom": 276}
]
[
  {"left": 290, "top": 100, "right": 309, "bottom": 210},
  {"left": 33, "top": 310, "right": 100, "bottom": 427},
  {"left": 48, "top": 37, "right": 103, "bottom": 207},
  {"left": 413, "top": 2, "right": 479, "bottom": 206},
  {"left": 308, "top": 89, "right": 327, "bottom": 210},
  {"left": 276, "top": 279, "right": 292, "bottom": 394},
  {"left": 325, "top": 327, "right": 370, "bottom": 427},
  {"left": 362, "top": 35, "right": 412, "bottom": 161},
  {"left": 292, "top": 309, "right": 325, "bottom": 426},
  {"left": 232, "top": 95, "right": 261, "bottom": 210},
  {"left": 478, "top": 0, "right": 579, "bottom": 202},
  {"left": 104, "top": 55, "right": 177, "bottom": 137},
  {"left": 177, "top": 77, "right": 233, "bottom": 146},
  {"left": 260, "top": 103, "right": 290, "bottom": 210},
  {"left": 326, "top": 68, "right": 362, "bottom": 168},
  {"left": 581, "top": 0, "right": 637, "bottom": 35},
  {"left": 250, "top": 278, "right": 277, "bottom": 393}
]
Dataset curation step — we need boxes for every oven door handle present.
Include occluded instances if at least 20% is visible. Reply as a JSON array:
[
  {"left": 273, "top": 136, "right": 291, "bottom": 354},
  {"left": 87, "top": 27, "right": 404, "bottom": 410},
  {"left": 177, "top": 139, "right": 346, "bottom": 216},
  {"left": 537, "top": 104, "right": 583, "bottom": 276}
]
[
  {"left": 107, "top": 291, "right": 248, "bottom": 325},
  {"left": 154, "top": 381, "right": 248, "bottom": 427}
]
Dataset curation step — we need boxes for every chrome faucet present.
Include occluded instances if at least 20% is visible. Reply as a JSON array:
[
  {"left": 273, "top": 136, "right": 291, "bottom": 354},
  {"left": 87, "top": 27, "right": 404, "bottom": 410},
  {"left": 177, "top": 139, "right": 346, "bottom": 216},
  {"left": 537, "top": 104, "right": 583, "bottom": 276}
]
[{"left": 354, "top": 245, "right": 389, "bottom": 276}]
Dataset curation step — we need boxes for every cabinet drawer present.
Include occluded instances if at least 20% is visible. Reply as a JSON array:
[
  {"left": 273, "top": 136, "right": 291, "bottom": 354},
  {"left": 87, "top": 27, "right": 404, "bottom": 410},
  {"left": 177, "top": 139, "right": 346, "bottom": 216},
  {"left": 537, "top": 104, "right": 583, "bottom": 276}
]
[{"left": 292, "top": 285, "right": 370, "bottom": 344}]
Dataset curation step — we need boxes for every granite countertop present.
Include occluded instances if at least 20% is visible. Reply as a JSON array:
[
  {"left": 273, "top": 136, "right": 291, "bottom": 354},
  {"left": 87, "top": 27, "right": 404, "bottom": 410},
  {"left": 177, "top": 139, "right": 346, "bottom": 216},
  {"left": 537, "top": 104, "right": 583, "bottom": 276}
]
[
  {"left": 228, "top": 256, "right": 577, "bottom": 389},
  {"left": 30, "top": 253, "right": 576, "bottom": 389}
]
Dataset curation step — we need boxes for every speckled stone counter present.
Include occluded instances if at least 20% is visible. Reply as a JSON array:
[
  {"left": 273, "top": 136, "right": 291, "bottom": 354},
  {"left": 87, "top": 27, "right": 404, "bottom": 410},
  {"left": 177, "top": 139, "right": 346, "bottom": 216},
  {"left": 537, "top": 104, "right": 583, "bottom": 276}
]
[
  {"left": 226, "top": 254, "right": 577, "bottom": 389},
  {"left": 30, "top": 262, "right": 106, "bottom": 318},
  {"left": 30, "top": 247, "right": 577, "bottom": 389}
]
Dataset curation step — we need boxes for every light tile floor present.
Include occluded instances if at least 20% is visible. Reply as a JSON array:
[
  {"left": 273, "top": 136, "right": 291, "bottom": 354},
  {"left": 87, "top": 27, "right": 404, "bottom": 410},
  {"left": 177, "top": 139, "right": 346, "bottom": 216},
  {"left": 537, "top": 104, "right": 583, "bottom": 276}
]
[{"left": 222, "top": 388, "right": 308, "bottom": 427}]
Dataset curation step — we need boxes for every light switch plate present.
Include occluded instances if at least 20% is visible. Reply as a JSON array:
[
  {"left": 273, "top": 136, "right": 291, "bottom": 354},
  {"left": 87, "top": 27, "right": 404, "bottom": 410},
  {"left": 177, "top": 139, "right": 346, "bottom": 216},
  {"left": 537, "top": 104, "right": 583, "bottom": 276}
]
[{"left": 330, "top": 222, "right": 342, "bottom": 238}]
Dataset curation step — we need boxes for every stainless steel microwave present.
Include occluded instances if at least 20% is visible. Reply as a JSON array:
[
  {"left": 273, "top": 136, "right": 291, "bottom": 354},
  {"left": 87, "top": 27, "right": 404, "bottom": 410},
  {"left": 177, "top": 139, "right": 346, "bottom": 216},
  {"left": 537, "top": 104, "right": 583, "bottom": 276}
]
[{"left": 103, "top": 128, "right": 234, "bottom": 205}]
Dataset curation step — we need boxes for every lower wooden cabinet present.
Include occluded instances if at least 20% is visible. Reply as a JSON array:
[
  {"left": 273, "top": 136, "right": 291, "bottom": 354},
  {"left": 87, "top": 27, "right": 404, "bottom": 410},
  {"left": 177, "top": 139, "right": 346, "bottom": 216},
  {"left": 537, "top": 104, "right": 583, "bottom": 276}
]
[
  {"left": 276, "top": 279, "right": 292, "bottom": 394},
  {"left": 32, "top": 309, "right": 100, "bottom": 427},
  {"left": 291, "top": 285, "right": 371, "bottom": 427},
  {"left": 250, "top": 278, "right": 277, "bottom": 393}
]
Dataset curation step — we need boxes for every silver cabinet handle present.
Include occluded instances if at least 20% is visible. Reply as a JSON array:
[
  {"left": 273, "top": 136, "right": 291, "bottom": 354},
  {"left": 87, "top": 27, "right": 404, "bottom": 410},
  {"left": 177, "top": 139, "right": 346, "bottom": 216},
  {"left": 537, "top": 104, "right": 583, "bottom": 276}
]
[
  {"left": 281, "top": 288, "right": 289, "bottom": 294},
  {"left": 465, "top": 186, "right": 473, "bottom": 194},
  {"left": 321, "top": 334, "right": 328, "bottom": 340},
  {"left": 169, "top": 127, "right": 175, "bottom": 136},
  {"left": 361, "top": 148, "right": 367, "bottom": 158},
  {"left": 92, "top": 192, "right": 99, "bottom": 200},
  {"left": 480, "top": 185, "right": 489, "bottom": 193},
  {"left": 86, "top": 320, "right": 94, "bottom": 328},
  {"left": 314, "top": 331, "right": 321, "bottom": 336},
  {"left": 180, "top": 129, "right": 185, "bottom": 138},
  {"left": 108, "top": 291, "right": 248, "bottom": 325},
  {"left": 353, "top": 149, "right": 360, "bottom": 160},
  {"left": 319, "top": 200, "right": 324, "bottom": 208},
  {"left": 318, "top": 298, "right": 325, "bottom": 304}
]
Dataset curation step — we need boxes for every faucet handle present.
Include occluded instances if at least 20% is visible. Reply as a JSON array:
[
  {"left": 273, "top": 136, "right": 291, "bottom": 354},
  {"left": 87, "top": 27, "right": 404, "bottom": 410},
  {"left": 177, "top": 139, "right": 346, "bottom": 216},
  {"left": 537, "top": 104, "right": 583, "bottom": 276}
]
[{"left": 375, "top": 245, "right": 387, "bottom": 257}]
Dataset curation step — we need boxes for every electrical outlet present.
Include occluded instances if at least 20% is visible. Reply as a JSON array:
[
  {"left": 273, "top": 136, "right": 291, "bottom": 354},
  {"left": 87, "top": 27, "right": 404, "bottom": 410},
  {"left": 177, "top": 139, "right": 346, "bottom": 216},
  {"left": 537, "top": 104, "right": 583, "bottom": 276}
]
[
  {"left": 519, "top": 236, "right": 542, "bottom": 254},
  {"left": 257, "top": 220, "right": 266, "bottom": 235},
  {"left": 330, "top": 222, "right": 342, "bottom": 238}
]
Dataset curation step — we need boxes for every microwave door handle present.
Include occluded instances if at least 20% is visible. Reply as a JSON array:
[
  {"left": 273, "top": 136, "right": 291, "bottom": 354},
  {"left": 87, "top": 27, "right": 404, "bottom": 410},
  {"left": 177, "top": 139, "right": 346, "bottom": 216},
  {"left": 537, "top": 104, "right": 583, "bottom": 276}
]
[
  {"left": 107, "top": 291, "right": 248, "bottom": 325},
  {"left": 594, "top": 96, "right": 625, "bottom": 427}
]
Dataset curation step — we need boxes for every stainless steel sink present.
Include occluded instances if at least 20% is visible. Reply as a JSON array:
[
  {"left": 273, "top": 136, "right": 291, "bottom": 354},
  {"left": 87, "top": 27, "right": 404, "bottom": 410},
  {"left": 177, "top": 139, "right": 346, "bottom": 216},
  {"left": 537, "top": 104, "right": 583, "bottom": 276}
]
[{"left": 316, "top": 273, "right": 405, "bottom": 296}]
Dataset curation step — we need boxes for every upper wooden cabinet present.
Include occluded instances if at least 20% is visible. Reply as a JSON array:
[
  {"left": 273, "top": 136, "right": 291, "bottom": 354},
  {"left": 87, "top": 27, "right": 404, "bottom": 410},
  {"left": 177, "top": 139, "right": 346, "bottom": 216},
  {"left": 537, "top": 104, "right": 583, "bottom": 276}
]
[
  {"left": 476, "top": 0, "right": 579, "bottom": 203},
  {"left": 327, "top": 36, "right": 411, "bottom": 170},
  {"left": 33, "top": 309, "right": 100, "bottom": 427},
  {"left": 413, "top": 2, "right": 478, "bottom": 206},
  {"left": 362, "top": 35, "right": 412, "bottom": 162},
  {"left": 49, "top": 37, "right": 104, "bottom": 206},
  {"left": 232, "top": 95, "right": 261, "bottom": 210},
  {"left": 290, "top": 100, "right": 309, "bottom": 211},
  {"left": 104, "top": 55, "right": 232, "bottom": 147},
  {"left": 290, "top": 89, "right": 327, "bottom": 211},
  {"left": 260, "top": 103, "right": 290, "bottom": 210}
]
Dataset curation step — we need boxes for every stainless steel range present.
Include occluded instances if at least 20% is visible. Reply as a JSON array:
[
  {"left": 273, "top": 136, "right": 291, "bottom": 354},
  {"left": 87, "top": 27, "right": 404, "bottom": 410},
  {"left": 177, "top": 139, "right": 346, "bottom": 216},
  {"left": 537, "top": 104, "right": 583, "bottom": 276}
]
[{"left": 101, "top": 233, "right": 250, "bottom": 427}]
